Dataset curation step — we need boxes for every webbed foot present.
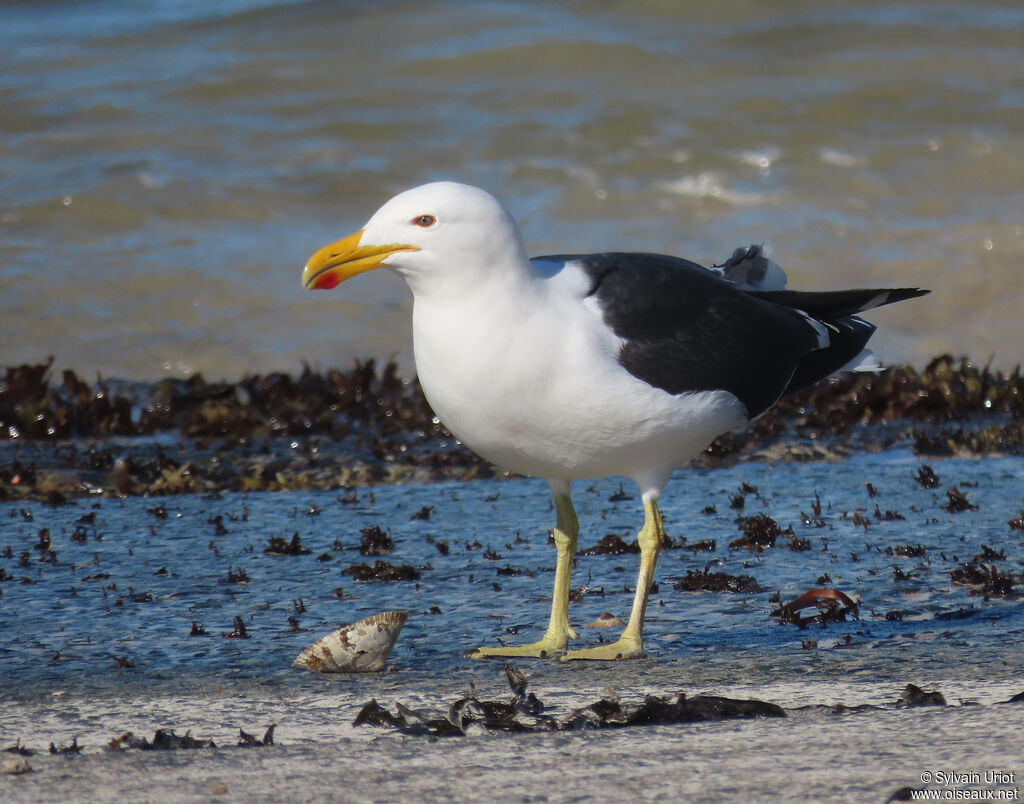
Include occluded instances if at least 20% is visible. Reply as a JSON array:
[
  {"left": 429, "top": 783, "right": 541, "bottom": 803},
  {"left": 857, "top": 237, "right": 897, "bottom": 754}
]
[
  {"left": 468, "top": 635, "right": 569, "bottom": 660},
  {"left": 559, "top": 635, "right": 642, "bottom": 661}
]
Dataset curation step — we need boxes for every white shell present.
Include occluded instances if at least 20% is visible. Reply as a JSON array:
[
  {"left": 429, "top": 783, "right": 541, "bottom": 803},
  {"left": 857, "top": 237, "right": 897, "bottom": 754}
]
[
  {"left": 587, "top": 612, "right": 626, "bottom": 628},
  {"left": 3, "top": 756, "right": 32, "bottom": 775},
  {"left": 292, "top": 611, "right": 408, "bottom": 673}
]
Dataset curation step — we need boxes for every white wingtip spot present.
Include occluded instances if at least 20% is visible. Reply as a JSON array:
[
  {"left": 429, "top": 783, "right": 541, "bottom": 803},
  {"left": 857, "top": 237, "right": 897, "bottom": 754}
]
[{"left": 840, "top": 348, "right": 884, "bottom": 373}]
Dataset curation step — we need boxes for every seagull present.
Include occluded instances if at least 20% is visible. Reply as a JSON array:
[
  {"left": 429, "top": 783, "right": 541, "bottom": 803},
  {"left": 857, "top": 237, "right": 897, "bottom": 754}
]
[{"left": 302, "top": 181, "right": 928, "bottom": 661}]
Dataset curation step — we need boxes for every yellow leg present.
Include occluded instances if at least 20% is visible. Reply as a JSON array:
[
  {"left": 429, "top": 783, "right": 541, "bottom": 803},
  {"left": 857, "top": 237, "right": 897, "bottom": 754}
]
[
  {"left": 469, "top": 486, "right": 579, "bottom": 659},
  {"left": 562, "top": 493, "right": 664, "bottom": 661}
]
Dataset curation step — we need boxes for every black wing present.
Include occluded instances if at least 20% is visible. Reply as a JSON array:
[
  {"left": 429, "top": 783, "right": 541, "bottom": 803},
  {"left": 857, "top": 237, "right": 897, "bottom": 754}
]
[{"left": 543, "top": 252, "right": 927, "bottom": 419}]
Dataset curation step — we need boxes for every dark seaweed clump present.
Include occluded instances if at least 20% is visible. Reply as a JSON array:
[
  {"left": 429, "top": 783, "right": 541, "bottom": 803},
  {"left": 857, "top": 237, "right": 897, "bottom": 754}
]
[
  {"left": 237, "top": 724, "right": 275, "bottom": 747},
  {"left": 897, "top": 684, "right": 947, "bottom": 708},
  {"left": 673, "top": 568, "right": 763, "bottom": 593},
  {"left": 730, "top": 514, "right": 792, "bottom": 551},
  {"left": 264, "top": 533, "right": 312, "bottom": 556},
  {"left": 1, "top": 354, "right": 1021, "bottom": 500},
  {"left": 578, "top": 534, "right": 639, "bottom": 555},
  {"left": 0, "top": 357, "right": 490, "bottom": 501},
  {"left": 0, "top": 357, "right": 439, "bottom": 442},
  {"left": 359, "top": 525, "right": 394, "bottom": 556},
  {"left": 342, "top": 560, "right": 421, "bottom": 582},
  {"left": 950, "top": 563, "right": 1017, "bottom": 598},
  {"left": 108, "top": 729, "right": 215, "bottom": 751},
  {"left": 102, "top": 724, "right": 272, "bottom": 752},
  {"left": 353, "top": 664, "right": 784, "bottom": 737}
]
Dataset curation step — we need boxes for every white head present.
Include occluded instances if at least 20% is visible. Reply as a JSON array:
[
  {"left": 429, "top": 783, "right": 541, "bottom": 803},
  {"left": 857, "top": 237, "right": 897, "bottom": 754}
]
[{"left": 302, "top": 182, "right": 530, "bottom": 297}]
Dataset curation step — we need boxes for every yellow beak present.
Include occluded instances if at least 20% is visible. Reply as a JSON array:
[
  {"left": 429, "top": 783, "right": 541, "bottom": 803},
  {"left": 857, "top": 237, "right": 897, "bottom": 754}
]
[{"left": 302, "top": 229, "right": 418, "bottom": 290}]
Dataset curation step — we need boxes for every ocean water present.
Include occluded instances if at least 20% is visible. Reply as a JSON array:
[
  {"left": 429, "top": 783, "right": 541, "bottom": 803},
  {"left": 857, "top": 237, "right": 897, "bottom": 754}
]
[
  {"left": 2, "top": 1, "right": 1023, "bottom": 380},
  {"left": 1, "top": 452, "right": 1023, "bottom": 801}
]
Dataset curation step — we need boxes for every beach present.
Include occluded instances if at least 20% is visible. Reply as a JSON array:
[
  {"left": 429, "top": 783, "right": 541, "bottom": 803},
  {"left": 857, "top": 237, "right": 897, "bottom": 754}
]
[{"left": 2, "top": 358, "right": 1023, "bottom": 800}]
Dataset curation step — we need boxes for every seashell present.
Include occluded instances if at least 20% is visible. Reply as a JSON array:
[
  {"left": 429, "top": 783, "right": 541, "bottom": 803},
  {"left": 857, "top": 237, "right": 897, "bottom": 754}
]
[
  {"left": 587, "top": 612, "right": 625, "bottom": 628},
  {"left": 292, "top": 611, "right": 408, "bottom": 673},
  {"left": 3, "top": 756, "right": 32, "bottom": 775}
]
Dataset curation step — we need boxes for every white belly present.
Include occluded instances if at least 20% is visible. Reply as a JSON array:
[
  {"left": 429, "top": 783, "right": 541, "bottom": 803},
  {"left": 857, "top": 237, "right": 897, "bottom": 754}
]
[{"left": 411, "top": 290, "right": 746, "bottom": 494}]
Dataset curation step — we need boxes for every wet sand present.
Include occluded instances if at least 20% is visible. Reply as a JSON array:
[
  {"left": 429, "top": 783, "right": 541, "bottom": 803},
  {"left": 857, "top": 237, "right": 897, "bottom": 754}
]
[{"left": 4, "top": 673, "right": 1023, "bottom": 803}]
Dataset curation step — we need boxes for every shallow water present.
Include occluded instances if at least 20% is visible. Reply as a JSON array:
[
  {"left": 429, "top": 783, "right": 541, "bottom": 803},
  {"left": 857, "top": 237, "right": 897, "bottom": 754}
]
[
  {"left": 2, "top": 451, "right": 1023, "bottom": 800},
  {"left": 2, "top": 1, "right": 1023, "bottom": 380}
]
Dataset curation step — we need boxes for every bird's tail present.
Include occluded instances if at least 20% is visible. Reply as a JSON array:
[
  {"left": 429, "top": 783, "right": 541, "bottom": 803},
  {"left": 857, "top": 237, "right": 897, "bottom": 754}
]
[{"left": 748, "top": 286, "right": 930, "bottom": 319}]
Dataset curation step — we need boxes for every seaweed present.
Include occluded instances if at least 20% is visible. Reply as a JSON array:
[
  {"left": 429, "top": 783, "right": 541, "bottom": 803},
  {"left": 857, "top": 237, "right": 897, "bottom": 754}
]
[
  {"left": 915, "top": 465, "right": 940, "bottom": 489},
  {"left": 578, "top": 534, "right": 638, "bottom": 556},
  {"left": 342, "top": 560, "right": 421, "bottom": 582},
  {"left": 48, "top": 736, "right": 81, "bottom": 754},
  {"left": 108, "top": 729, "right": 215, "bottom": 751},
  {"left": 264, "top": 533, "right": 312, "bottom": 556},
  {"left": 2, "top": 355, "right": 1021, "bottom": 501},
  {"left": 896, "top": 684, "right": 946, "bottom": 708},
  {"left": 950, "top": 563, "right": 1016, "bottom": 597},
  {"left": 942, "top": 487, "right": 977, "bottom": 513},
  {"left": 223, "top": 616, "right": 248, "bottom": 639},
  {"left": 673, "top": 569, "right": 763, "bottom": 593},
  {"left": 237, "top": 725, "right": 275, "bottom": 747},
  {"left": 352, "top": 664, "right": 784, "bottom": 737},
  {"left": 359, "top": 525, "right": 394, "bottom": 556},
  {"left": 730, "top": 513, "right": 792, "bottom": 551}
]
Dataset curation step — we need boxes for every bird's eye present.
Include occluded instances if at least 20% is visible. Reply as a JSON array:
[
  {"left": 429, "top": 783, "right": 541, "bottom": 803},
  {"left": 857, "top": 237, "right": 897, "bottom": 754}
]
[{"left": 412, "top": 215, "right": 436, "bottom": 228}]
